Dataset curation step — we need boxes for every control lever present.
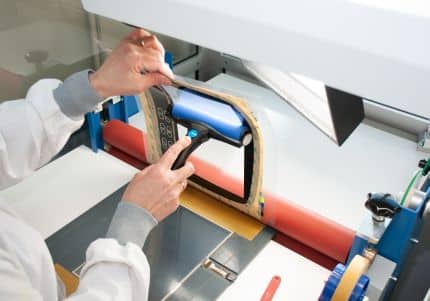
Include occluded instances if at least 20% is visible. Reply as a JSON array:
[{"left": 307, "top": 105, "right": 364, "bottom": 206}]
[{"left": 365, "top": 193, "right": 401, "bottom": 222}]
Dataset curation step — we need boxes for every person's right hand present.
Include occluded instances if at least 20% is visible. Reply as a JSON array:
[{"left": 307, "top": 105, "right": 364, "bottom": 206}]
[
  {"left": 122, "top": 137, "right": 195, "bottom": 221},
  {"left": 89, "top": 28, "right": 173, "bottom": 99}
]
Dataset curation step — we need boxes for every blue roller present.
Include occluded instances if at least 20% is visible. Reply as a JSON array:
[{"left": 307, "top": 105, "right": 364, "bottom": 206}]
[{"left": 171, "top": 88, "right": 249, "bottom": 142}]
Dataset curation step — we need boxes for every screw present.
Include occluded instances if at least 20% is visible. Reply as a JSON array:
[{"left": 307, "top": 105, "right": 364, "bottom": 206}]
[{"left": 410, "top": 238, "right": 419, "bottom": 244}]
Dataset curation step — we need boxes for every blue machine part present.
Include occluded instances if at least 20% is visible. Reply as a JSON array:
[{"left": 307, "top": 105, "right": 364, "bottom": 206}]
[
  {"left": 171, "top": 89, "right": 249, "bottom": 142},
  {"left": 187, "top": 128, "right": 199, "bottom": 139},
  {"left": 107, "top": 95, "right": 140, "bottom": 123},
  {"left": 319, "top": 264, "right": 345, "bottom": 301},
  {"left": 165, "top": 51, "right": 173, "bottom": 69},
  {"left": 349, "top": 275, "right": 370, "bottom": 301},
  {"left": 320, "top": 264, "right": 369, "bottom": 301},
  {"left": 85, "top": 112, "right": 103, "bottom": 152},
  {"left": 348, "top": 186, "right": 430, "bottom": 265}
]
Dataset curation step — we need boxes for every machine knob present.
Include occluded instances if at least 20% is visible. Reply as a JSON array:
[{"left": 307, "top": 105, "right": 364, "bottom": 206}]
[
  {"left": 418, "top": 158, "right": 430, "bottom": 176},
  {"left": 365, "top": 193, "right": 401, "bottom": 222}
]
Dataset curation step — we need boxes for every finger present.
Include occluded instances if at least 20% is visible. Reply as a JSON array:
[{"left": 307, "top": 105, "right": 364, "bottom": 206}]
[
  {"left": 140, "top": 57, "right": 173, "bottom": 79},
  {"left": 125, "top": 28, "right": 152, "bottom": 42},
  {"left": 171, "top": 181, "right": 187, "bottom": 198},
  {"left": 172, "top": 162, "right": 195, "bottom": 182},
  {"left": 138, "top": 47, "right": 164, "bottom": 64},
  {"left": 136, "top": 47, "right": 173, "bottom": 79},
  {"left": 139, "top": 73, "right": 172, "bottom": 90},
  {"left": 159, "top": 62, "right": 174, "bottom": 79},
  {"left": 141, "top": 35, "right": 165, "bottom": 57},
  {"left": 181, "top": 180, "right": 188, "bottom": 191},
  {"left": 158, "top": 137, "right": 192, "bottom": 169}
]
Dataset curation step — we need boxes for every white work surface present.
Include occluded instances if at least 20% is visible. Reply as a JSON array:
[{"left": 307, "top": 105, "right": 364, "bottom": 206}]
[
  {"left": 206, "top": 74, "right": 425, "bottom": 230},
  {"left": 218, "top": 241, "right": 330, "bottom": 300},
  {"left": 0, "top": 146, "right": 137, "bottom": 239}
]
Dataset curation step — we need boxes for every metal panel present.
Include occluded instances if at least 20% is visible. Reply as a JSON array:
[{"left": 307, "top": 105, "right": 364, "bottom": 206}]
[
  {"left": 46, "top": 185, "right": 232, "bottom": 300},
  {"left": 143, "top": 207, "right": 230, "bottom": 300}
]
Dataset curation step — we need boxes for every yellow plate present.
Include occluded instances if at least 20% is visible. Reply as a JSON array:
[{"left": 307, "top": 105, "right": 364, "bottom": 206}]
[{"left": 180, "top": 186, "right": 264, "bottom": 240}]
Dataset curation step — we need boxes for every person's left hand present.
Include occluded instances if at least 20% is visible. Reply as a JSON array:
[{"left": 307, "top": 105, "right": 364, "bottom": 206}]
[
  {"left": 122, "top": 137, "right": 195, "bottom": 222},
  {"left": 89, "top": 28, "right": 173, "bottom": 98}
]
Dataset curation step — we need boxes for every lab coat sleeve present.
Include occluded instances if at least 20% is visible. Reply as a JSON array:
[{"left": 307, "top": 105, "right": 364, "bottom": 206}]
[
  {"left": 106, "top": 201, "right": 158, "bottom": 248},
  {"left": 0, "top": 70, "right": 102, "bottom": 190},
  {"left": 67, "top": 239, "right": 150, "bottom": 301}
]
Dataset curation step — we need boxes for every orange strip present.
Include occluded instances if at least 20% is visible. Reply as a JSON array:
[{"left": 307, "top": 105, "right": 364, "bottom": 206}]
[{"left": 55, "top": 264, "right": 79, "bottom": 296}]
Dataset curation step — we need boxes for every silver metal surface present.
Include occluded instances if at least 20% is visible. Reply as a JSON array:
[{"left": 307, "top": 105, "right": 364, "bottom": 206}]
[
  {"left": 365, "top": 255, "right": 396, "bottom": 301},
  {"left": 143, "top": 207, "right": 230, "bottom": 301},
  {"left": 241, "top": 133, "right": 252, "bottom": 146},
  {"left": 357, "top": 212, "right": 392, "bottom": 245},
  {"left": 407, "top": 189, "right": 426, "bottom": 210},
  {"left": 418, "top": 125, "right": 430, "bottom": 153},
  {"left": 202, "top": 259, "right": 236, "bottom": 281}
]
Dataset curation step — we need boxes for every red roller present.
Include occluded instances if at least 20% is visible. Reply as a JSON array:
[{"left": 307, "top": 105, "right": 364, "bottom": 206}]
[
  {"left": 108, "top": 147, "right": 148, "bottom": 170},
  {"left": 267, "top": 199, "right": 355, "bottom": 264},
  {"left": 102, "top": 120, "right": 354, "bottom": 263},
  {"left": 103, "top": 119, "right": 147, "bottom": 163},
  {"left": 189, "top": 156, "right": 354, "bottom": 263}
]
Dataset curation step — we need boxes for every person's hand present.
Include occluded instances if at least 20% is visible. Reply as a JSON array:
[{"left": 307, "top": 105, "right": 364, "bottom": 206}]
[
  {"left": 89, "top": 28, "right": 173, "bottom": 98},
  {"left": 122, "top": 137, "right": 195, "bottom": 221}
]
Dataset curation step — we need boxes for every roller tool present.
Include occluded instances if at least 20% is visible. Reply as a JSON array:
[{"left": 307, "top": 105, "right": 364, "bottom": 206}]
[
  {"left": 140, "top": 80, "right": 259, "bottom": 204},
  {"left": 170, "top": 88, "right": 252, "bottom": 170}
]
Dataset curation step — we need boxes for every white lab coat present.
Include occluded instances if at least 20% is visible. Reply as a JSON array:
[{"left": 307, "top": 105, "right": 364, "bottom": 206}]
[{"left": 0, "top": 79, "right": 150, "bottom": 300}]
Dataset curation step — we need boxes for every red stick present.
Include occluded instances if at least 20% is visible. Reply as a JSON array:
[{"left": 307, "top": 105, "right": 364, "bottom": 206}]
[{"left": 260, "top": 275, "right": 282, "bottom": 301}]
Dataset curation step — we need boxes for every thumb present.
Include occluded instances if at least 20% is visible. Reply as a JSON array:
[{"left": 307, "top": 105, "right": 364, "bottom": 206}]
[{"left": 141, "top": 72, "right": 172, "bottom": 89}]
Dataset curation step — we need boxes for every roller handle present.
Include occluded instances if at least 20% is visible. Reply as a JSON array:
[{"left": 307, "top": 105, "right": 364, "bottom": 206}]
[
  {"left": 172, "top": 124, "right": 210, "bottom": 170},
  {"left": 365, "top": 192, "right": 401, "bottom": 220}
]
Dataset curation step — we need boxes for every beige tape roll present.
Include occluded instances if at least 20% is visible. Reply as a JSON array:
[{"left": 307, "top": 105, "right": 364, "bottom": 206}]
[{"left": 331, "top": 255, "right": 370, "bottom": 301}]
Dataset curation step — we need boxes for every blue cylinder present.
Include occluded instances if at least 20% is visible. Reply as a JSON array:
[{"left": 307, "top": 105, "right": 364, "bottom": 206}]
[{"left": 171, "top": 88, "right": 249, "bottom": 142}]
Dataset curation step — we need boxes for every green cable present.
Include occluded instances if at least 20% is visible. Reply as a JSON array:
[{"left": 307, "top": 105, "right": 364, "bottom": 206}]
[
  {"left": 400, "top": 158, "right": 430, "bottom": 206},
  {"left": 400, "top": 169, "right": 421, "bottom": 206}
]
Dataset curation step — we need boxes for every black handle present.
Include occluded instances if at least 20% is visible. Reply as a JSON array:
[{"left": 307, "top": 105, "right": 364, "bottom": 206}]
[
  {"left": 365, "top": 193, "right": 401, "bottom": 219},
  {"left": 171, "top": 126, "right": 210, "bottom": 170}
]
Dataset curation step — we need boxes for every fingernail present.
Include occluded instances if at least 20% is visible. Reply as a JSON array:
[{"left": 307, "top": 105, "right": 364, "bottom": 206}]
[{"left": 184, "top": 136, "right": 192, "bottom": 143}]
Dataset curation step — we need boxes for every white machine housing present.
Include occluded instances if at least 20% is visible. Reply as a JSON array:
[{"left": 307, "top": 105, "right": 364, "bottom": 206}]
[{"left": 82, "top": 0, "right": 430, "bottom": 119}]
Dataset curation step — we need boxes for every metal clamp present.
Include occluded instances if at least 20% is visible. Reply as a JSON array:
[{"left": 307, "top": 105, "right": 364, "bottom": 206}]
[
  {"left": 202, "top": 259, "right": 237, "bottom": 282},
  {"left": 418, "top": 125, "right": 430, "bottom": 153}
]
